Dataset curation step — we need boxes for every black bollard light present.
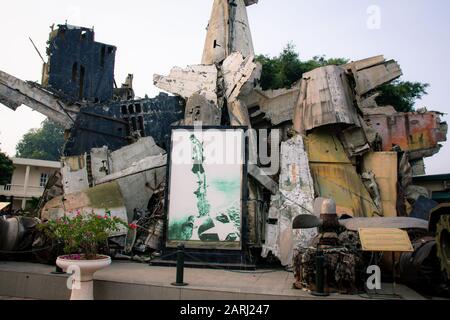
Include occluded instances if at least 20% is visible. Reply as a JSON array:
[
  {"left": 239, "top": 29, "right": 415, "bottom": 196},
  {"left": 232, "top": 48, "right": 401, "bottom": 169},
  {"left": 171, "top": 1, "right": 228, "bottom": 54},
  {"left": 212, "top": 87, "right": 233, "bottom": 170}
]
[
  {"left": 171, "top": 243, "right": 188, "bottom": 287},
  {"left": 311, "top": 248, "right": 329, "bottom": 297},
  {"left": 51, "top": 265, "right": 66, "bottom": 275},
  {"left": 51, "top": 242, "right": 66, "bottom": 275}
]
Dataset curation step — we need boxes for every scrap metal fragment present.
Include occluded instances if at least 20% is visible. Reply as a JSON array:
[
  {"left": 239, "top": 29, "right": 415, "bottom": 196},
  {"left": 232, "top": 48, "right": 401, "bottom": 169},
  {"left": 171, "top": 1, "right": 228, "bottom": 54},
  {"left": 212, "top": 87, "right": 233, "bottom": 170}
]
[
  {"left": 61, "top": 154, "right": 90, "bottom": 194},
  {"left": 202, "top": 0, "right": 257, "bottom": 65},
  {"left": 262, "top": 135, "right": 317, "bottom": 266},
  {"left": 0, "top": 70, "right": 78, "bottom": 129},
  {"left": 306, "top": 130, "right": 381, "bottom": 217},
  {"left": 344, "top": 56, "right": 403, "bottom": 96},
  {"left": 184, "top": 93, "right": 221, "bottom": 126},
  {"left": 353, "top": 60, "right": 403, "bottom": 96},
  {"left": 222, "top": 52, "right": 260, "bottom": 102},
  {"left": 153, "top": 65, "right": 218, "bottom": 104},
  {"left": 97, "top": 155, "right": 167, "bottom": 185},
  {"left": 228, "top": 100, "right": 252, "bottom": 126},
  {"left": 339, "top": 217, "right": 428, "bottom": 232},
  {"left": 364, "top": 111, "right": 448, "bottom": 160},
  {"left": 363, "top": 152, "right": 399, "bottom": 217},
  {"left": 244, "top": 82, "right": 301, "bottom": 126},
  {"left": 294, "top": 66, "right": 360, "bottom": 133},
  {"left": 247, "top": 164, "right": 278, "bottom": 195},
  {"left": 41, "top": 181, "right": 129, "bottom": 236},
  {"left": 361, "top": 172, "right": 383, "bottom": 214}
]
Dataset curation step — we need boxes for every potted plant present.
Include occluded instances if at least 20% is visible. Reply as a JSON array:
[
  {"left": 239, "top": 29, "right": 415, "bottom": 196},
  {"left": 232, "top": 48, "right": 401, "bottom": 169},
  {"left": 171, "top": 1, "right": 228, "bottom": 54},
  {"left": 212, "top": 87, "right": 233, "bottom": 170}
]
[{"left": 40, "top": 210, "right": 135, "bottom": 300}]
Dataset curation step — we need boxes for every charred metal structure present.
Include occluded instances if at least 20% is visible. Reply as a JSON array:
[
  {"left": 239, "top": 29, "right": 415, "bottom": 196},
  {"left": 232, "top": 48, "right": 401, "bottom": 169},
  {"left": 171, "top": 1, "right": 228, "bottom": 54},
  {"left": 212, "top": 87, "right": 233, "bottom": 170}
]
[
  {"left": 64, "top": 94, "right": 184, "bottom": 156},
  {"left": 1, "top": 24, "right": 185, "bottom": 157},
  {"left": 43, "top": 25, "right": 116, "bottom": 103},
  {"left": 0, "top": 0, "right": 449, "bottom": 296}
]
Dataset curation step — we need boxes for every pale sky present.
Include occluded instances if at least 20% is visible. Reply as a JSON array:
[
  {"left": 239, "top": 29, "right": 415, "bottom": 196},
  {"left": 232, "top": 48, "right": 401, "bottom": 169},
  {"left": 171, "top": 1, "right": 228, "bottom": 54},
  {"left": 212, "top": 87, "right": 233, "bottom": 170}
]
[{"left": 0, "top": 0, "right": 449, "bottom": 174}]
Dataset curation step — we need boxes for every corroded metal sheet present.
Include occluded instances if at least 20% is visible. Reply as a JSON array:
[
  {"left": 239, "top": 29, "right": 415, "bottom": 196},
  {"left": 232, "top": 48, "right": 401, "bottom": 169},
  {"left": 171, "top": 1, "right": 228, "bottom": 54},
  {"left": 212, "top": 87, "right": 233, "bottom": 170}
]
[
  {"left": 306, "top": 130, "right": 381, "bottom": 217},
  {"left": 295, "top": 65, "right": 359, "bottom": 133},
  {"left": 354, "top": 60, "right": 402, "bottom": 96},
  {"left": 41, "top": 181, "right": 129, "bottom": 235},
  {"left": 365, "top": 112, "right": 448, "bottom": 160},
  {"left": 153, "top": 65, "right": 218, "bottom": 104},
  {"left": 202, "top": 0, "right": 256, "bottom": 65},
  {"left": 363, "top": 152, "right": 398, "bottom": 217},
  {"left": 262, "top": 135, "right": 317, "bottom": 266}
]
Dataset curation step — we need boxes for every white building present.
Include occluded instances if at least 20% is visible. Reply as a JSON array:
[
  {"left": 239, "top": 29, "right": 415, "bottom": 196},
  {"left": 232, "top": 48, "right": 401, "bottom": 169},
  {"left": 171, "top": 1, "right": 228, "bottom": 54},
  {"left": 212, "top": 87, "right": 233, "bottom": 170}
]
[{"left": 0, "top": 158, "right": 61, "bottom": 210}]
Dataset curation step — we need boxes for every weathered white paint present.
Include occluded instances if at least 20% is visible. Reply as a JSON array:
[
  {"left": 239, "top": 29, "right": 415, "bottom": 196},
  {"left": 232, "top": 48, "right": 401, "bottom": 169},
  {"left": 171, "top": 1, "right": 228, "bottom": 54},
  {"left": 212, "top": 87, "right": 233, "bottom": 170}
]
[
  {"left": 244, "top": 83, "right": 301, "bottom": 126},
  {"left": 61, "top": 155, "right": 90, "bottom": 195},
  {"left": 262, "top": 135, "right": 317, "bottom": 266},
  {"left": 153, "top": 65, "right": 218, "bottom": 104},
  {"left": 97, "top": 155, "right": 167, "bottom": 185},
  {"left": 296, "top": 65, "right": 360, "bottom": 133},
  {"left": 222, "top": 52, "right": 258, "bottom": 102},
  {"left": 110, "top": 137, "right": 165, "bottom": 173},
  {"left": 108, "top": 138, "right": 167, "bottom": 220},
  {"left": 202, "top": 0, "right": 256, "bottom": 65},
  {"left": 354, "top": 60, "right": 403, "bottom": 96},
  {"left": 90, "top": 146, "right": 110, "bottom": 186}
]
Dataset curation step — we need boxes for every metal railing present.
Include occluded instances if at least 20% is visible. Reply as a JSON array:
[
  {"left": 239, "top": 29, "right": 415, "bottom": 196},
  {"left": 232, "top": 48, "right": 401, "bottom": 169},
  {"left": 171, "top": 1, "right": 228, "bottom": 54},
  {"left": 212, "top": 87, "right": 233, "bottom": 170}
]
[{"left": 0, "top": 184, "right": 45, "bottom": 197}]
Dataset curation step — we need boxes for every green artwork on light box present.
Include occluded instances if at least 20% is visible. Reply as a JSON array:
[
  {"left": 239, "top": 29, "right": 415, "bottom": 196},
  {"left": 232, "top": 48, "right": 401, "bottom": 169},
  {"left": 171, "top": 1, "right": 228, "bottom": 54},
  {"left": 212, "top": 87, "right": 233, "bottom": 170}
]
[{"left": 167, "top": 129, "right": 244, "bottom": 248}]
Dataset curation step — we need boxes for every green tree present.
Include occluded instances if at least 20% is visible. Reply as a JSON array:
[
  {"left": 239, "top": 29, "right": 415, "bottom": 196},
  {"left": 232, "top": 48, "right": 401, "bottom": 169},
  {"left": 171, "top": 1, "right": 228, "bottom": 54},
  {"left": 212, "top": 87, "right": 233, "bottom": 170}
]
[
  {"left": 0, "top": 150, "right": 14, "bottom": 185},
  {"left": 376, "top": 81, "right": 429, "bottom": 113},
  {"left": 256, "top": 43, "right": 349, "bottom": 91},
  {"left": 16, "top": 119, "right": 65, "bottom": 161},
  {"left": 256, "top": 44, "right": 428, "bottom": 112}
]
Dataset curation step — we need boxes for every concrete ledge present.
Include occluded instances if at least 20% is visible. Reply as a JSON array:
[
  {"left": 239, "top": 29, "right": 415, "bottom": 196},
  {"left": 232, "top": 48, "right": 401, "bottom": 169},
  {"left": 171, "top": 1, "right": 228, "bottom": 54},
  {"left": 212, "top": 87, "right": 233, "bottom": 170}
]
[{"left": 0, "top": 261, "right": 425, "bottom": 300}]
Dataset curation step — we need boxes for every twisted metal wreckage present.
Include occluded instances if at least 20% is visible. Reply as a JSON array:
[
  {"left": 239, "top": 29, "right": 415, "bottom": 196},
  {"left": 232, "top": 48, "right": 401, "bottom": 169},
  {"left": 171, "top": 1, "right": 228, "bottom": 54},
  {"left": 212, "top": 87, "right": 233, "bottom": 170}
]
[{"left": 0, "top": 0, "right": 449, "bottom": 293}]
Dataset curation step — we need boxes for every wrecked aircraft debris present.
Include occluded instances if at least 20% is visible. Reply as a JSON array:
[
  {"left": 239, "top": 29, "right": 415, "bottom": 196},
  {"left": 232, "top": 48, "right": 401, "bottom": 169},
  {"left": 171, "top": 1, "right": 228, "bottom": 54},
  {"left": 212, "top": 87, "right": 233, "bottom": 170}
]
[
  {"left": 262, "top": 135, "right": 317, "bottom": 266},
  {"left": 202, "top": 0, "right": 258, "bottom": 65},
  {"left": 364, "top": 111, "right": 447, "bottom": 160},
  {"left": 0, "top": 0, "right": 449, "bottom": 295}
]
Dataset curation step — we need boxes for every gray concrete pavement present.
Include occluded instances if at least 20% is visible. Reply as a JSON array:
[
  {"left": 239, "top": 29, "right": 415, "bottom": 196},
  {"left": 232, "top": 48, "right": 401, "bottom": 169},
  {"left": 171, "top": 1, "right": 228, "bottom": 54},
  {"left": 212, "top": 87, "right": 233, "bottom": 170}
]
[{"left": 0, "top": 261, "right": 427, "bottom": 300}]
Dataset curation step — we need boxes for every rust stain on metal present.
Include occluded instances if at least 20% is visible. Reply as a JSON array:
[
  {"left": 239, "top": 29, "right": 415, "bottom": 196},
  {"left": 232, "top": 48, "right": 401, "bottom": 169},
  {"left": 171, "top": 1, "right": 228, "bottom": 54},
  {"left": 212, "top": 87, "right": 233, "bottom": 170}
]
[
  {"left": 365, "top": 112, "right": 447, "bottom": 160},
  {"left": 306, "top": 130, "right": 381, "bottom": 218}
]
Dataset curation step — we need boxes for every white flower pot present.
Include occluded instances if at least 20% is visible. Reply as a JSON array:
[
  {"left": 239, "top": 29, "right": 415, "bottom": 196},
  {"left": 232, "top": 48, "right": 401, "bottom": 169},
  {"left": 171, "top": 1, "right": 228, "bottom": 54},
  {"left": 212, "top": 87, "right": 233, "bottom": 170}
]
[{"left": 56, "top": 255, "right": 111, "bottom": 300}]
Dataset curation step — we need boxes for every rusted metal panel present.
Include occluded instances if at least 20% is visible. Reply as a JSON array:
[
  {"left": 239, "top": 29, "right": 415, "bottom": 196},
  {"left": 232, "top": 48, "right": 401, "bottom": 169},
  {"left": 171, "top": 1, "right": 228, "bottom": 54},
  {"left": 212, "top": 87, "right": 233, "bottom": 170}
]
[
  {"left": 363, "top": 152, "right": 398, "bottom": 217},
  {"left": 365, "top": 112, "right": 448, "bottom": 160},
  {"left": 306, "top": 130, "right": 381, "bottom": 217}
]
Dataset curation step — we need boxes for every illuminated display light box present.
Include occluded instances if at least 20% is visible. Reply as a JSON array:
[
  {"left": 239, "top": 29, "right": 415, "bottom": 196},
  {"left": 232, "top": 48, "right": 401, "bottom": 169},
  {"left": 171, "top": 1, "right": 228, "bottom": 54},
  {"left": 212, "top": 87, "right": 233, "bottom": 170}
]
[{"left": 166, "top": 127, "right": 247, "bottom": 250}]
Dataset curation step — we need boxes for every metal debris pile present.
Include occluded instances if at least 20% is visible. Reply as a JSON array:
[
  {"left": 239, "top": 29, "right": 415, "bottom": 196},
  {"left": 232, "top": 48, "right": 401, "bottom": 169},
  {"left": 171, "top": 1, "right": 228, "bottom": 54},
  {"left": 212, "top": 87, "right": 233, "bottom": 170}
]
[{"left": 0, "top": 0, "right": 449, "bottom": 295}]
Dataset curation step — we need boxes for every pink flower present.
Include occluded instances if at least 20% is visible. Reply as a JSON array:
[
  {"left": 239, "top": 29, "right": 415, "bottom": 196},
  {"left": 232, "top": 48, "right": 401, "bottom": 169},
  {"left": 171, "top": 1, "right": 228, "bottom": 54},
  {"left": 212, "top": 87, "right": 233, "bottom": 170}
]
[{"left": 129, "top": 223, "right": 138, "bottom": 230}]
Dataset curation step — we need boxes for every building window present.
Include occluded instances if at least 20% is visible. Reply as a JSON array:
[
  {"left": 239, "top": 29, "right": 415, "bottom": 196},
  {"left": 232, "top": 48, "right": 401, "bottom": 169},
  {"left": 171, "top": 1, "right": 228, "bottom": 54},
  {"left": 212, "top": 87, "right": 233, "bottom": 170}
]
[{"left": 40, "top": 173, "right": 49, "bottom": 187}]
